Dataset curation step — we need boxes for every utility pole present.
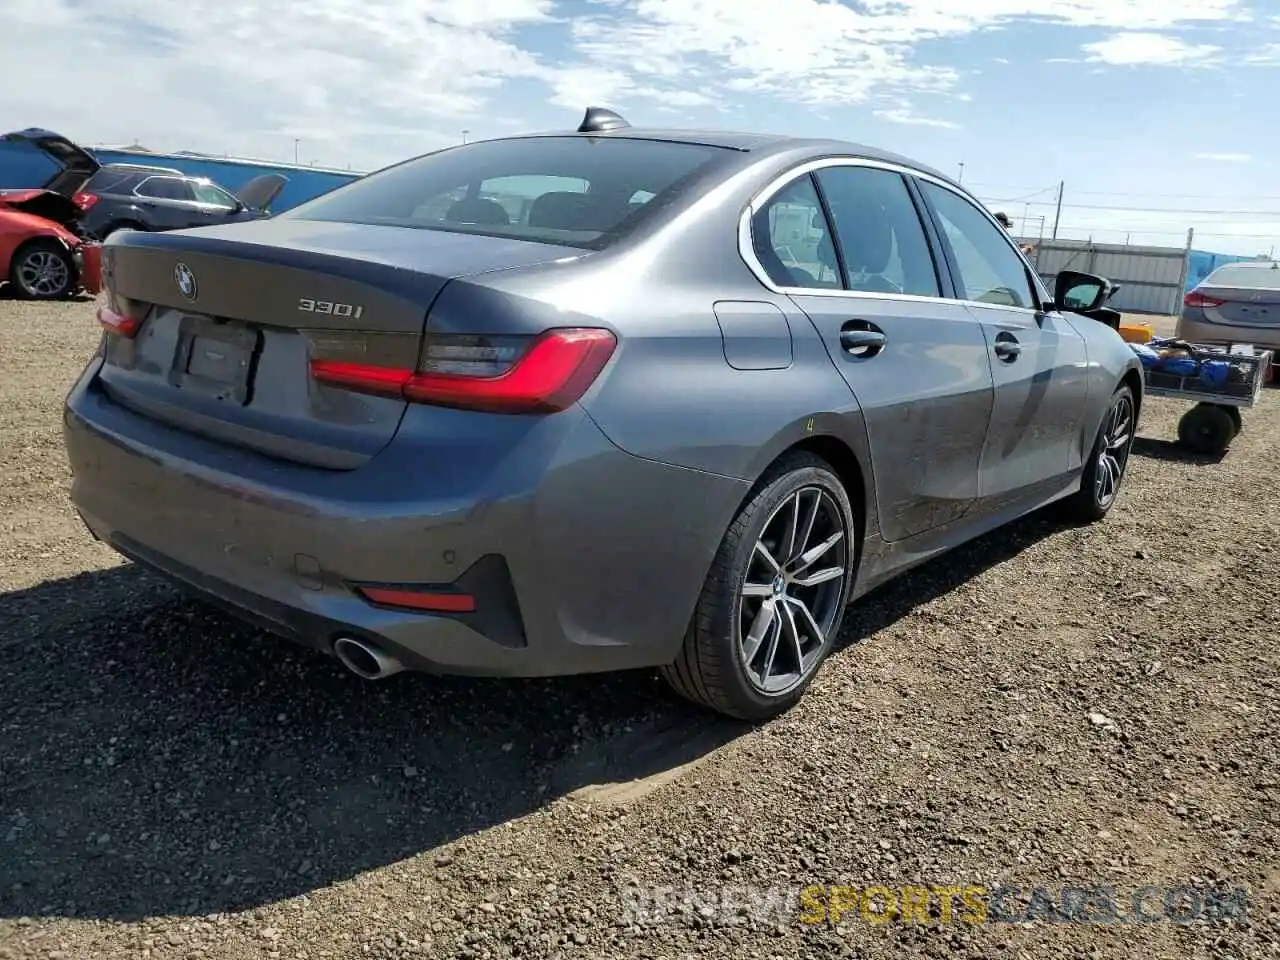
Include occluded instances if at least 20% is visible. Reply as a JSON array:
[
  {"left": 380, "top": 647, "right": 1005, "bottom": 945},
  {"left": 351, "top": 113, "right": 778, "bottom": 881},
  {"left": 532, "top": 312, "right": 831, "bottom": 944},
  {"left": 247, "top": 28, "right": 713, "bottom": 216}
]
[
  {"left": 957, "top": 162, "right": 965, "bottom": 184},
  {"left": 462, "top": 129, "right": 470, "bottom": 144},
  {"left": 1051, "top": 180, "right": 1064, "bottom": 239},
  {"left": 294, "top": 139, "right": 301, "bottom": 164}
]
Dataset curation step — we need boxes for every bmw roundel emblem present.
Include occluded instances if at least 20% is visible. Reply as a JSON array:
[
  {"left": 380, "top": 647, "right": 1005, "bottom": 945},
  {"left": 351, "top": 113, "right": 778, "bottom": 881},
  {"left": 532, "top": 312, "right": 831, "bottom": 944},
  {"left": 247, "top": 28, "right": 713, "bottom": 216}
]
[{"left": 174, "top": 262, "right": 197, "bottom": 301}]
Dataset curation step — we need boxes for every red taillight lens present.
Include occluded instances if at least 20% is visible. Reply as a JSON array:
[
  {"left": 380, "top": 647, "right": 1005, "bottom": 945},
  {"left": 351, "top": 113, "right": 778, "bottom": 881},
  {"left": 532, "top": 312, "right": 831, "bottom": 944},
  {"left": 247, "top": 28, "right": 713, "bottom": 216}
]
[
  {"left": 72, "top": 192, "right": 98, "bottom": 211},
  {"left": 356, "top": 586, "right": 477, "bottom": 613},
  {"left": 310, "top": 327, "right": 617, "bottom": 414},
  {"left": 97, "top": 304, "right": 139, "bottom": 337},
  {"left": 1185, "top": 290, "right": 1225, "bottom": 309}
]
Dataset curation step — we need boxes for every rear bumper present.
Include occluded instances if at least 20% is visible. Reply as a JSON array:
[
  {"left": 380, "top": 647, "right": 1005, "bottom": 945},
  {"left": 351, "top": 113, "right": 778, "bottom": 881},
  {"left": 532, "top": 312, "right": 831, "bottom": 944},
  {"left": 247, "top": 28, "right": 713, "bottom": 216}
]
[
  {"left": 1175, "top": 313, "right": 1280, "bottom": 357},
  {"left": 74, "top": 241, "right": 103, "bottom": 294},
  {"left": 63, "top": 364, "right": 747, "bottom": 678}
]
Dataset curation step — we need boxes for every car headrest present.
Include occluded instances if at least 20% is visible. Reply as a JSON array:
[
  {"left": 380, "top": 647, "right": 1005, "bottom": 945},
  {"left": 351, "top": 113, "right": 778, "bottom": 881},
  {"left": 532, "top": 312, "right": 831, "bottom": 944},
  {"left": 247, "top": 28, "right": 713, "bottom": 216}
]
[
  {"left": 830, "top": 201, "right": 892, "bottom": 274},
  {"left": 444, "top": 197, "right": 510, "bottom": 226},
  {"left": 527, "top": 191, "right": 614, "bottom": 232}
]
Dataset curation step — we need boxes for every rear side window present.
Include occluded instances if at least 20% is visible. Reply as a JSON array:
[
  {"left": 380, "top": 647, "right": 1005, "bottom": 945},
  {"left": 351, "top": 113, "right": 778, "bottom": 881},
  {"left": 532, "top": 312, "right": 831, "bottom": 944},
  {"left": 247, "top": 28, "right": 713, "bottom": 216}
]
[
  {"left": 84, "top": 169, "right": 142, "bottom": 194},
  {"left": 752, "top": 176, "right": 841, "bottom": 290},
  {"left": 136, "top": 177, "right": 193, "bottom": 202},
  {"left": 190, "top": 181, "right": 238, "bottom": 208},
  {"left": 920, "top": 182, "right": 1037, "bottom": 308},
  {"left": 815, "top": 167, "right": 940, "bottom": 298},
  {"left": 285, "top": 136, "right": 728, "bottom": 249}
]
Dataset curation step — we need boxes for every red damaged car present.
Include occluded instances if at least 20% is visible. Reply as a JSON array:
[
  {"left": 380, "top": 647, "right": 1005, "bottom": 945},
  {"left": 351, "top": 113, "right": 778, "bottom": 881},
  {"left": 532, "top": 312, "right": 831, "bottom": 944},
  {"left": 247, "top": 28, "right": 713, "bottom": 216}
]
[{"left": 0, "top": 135, "right": 102, "bottom": 299}]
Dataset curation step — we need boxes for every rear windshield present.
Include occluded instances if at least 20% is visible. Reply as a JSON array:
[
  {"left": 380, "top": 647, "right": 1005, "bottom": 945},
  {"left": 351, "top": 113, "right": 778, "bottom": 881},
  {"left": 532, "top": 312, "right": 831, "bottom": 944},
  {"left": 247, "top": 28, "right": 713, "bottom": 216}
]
[
  {"left": 1205, "top": 262, "right": 1280, "bottom": 289},
  {"left": 282, "top": 136, "right": 729, "bottom": 249}
]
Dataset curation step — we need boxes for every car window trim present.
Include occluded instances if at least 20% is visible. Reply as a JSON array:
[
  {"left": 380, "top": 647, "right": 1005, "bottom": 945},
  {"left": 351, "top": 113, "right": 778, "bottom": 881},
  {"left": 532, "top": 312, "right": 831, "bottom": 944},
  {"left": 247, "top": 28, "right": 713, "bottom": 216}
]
[
  {"left": 740, "top": 156, "right": 1052, "bottom": 312},
  {"left": 808, "top": 172, "right": 850, "bottom": 291}
]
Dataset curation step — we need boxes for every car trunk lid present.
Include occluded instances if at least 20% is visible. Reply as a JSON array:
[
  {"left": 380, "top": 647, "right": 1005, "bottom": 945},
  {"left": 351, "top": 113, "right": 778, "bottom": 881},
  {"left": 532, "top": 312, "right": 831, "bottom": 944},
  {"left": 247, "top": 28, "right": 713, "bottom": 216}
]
[
  {"left": 96, "top": 218, "right": 585, "bottom": 469},
  {"left": 1196, "top": 280, "right": 1280, "bottom": 327},
  {"left": 1, "top": 128, "right": 101, "bottom": 197}
]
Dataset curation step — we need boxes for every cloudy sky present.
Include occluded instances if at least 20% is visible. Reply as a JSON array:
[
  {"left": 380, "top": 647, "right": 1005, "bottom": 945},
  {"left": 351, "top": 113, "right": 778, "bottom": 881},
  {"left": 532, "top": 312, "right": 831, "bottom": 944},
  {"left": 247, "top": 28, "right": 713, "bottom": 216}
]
[{"left": 3, "top": 0, "right": 1279, "bottom": 255}]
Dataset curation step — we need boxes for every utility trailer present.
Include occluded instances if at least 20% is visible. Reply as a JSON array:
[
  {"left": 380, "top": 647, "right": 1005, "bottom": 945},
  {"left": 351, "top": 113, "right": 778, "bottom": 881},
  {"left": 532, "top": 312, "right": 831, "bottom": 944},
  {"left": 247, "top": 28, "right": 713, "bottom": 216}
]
[{"left": 1141, "top": 342, "right": 1273, "bottom": 456}]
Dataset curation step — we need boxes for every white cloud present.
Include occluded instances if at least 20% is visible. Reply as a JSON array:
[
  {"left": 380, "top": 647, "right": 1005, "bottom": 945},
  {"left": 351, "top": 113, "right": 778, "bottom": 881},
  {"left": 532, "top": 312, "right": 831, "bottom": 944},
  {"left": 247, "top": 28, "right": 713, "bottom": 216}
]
[
  {"left": 1245, "top": 43, "right": 1280, "bottom": 64},
  {"left": 1082, "top": 32, "right": 1220, "bottom": 65},
  {"left": 874, "top": 105, "right": 961, "bottom": 129},
  {"left": 0, "top": 0, "right": 1256, "bottom": 171},
  {"left": 1194, "top": 152, "right": 1253, "bottom": 162},
  {"left": 0, "top": 0, "right": 558, "bottom": 170},
  {"left": 551, "top": 1, "right": 1244, "bottom": 119}
]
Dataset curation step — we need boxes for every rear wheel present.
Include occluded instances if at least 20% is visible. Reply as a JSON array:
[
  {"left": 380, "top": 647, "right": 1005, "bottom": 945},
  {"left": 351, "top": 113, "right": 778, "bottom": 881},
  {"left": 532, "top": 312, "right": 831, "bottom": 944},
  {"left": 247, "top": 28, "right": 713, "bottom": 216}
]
[
  {"left": 661, "top": 453, "right": 855, "bottom": 721},
  {"left": 9, "top": 240, "right": 75, "bottom": 300},
  {"left": 1066, "top": 383, "right": 1135, "bottom": 523}
]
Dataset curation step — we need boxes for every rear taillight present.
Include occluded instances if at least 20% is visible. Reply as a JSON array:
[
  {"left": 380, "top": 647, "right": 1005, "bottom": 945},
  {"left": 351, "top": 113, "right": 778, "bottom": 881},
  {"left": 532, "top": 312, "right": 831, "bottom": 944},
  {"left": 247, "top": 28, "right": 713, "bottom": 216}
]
[
  {"left": 97, "top": 304, "right": 139, "bottom": 337},
  {"left": 1185, "top": 290, "right": 1225, "bottom": 309},
  {"left": 98, "top": 290, "right": 148, "bottom": 337},
  {"left": 72, "top": 192, "right": 98, "bottom": 211},
  {"left": 310, "top": 327, "right": 617, "bottom": 414}
]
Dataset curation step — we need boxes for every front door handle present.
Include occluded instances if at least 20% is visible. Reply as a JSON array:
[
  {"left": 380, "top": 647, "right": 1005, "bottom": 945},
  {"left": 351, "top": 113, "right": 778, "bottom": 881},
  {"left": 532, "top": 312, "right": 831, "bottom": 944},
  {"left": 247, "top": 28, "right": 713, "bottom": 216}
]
[
  {"left": 993, "top": 332, "right": 1021, "bottom": 362},
  {"left": 839, "top": 326, "right": 887, "bottom": 357}
]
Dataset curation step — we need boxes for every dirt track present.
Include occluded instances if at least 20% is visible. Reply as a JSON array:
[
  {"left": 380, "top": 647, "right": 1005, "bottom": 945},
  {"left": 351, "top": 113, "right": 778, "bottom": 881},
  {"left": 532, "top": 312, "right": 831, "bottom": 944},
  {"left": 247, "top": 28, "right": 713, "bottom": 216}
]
[{"left": 1, "top": 297, "right": 1277, "bottom": 959}]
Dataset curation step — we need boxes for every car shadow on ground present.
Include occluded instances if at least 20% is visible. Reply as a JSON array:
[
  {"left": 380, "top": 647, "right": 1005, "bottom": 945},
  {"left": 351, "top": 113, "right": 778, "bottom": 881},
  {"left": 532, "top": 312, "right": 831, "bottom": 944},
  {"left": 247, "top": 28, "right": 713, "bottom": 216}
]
[
  {"left": 0, "top": 510, "right": 1062, "bottom": 922},
  {"left": 0, "top": 283, "right": 93, "bottom": 302},
  {"left": 1130, "top": 435, "right": 1229, "bottom": 465}
]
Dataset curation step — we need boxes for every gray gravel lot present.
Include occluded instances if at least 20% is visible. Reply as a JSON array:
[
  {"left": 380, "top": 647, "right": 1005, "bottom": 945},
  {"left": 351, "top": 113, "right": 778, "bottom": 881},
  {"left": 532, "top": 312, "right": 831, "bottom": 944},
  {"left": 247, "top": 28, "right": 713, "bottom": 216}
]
[{"left": 1, "top": 296, "right": 1277, "bottom": 959}]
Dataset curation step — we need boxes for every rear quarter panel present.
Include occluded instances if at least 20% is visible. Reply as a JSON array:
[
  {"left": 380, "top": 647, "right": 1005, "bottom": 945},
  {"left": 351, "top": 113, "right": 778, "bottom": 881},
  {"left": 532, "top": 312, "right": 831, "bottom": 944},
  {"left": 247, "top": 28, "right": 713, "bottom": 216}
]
[
  {"left": 455, "top": 146, "right": 885, "bottom": 547},
  {"left": 454, "top": 150, "right": 876, "bottom": 495}
]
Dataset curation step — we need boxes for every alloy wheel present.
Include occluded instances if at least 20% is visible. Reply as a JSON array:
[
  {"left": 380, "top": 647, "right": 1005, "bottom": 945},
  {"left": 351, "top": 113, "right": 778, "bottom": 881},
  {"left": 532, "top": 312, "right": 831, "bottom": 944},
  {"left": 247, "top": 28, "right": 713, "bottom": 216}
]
[
  {"left": 1095, "top": 392, "right": 1134, "bottom": 508},
  {"left": 16, "top": 249, "right": 70, "bottom": 298},
  {"left": 738, "top": 486, "right": 849, "bottom": 695}
]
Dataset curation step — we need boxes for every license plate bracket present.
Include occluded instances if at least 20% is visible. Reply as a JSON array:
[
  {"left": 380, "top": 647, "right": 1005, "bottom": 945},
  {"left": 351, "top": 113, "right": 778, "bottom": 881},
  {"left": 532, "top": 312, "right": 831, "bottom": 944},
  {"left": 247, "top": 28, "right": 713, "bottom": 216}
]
[{"left": 169, "top": 314, "right": 261, "bottom": 405}]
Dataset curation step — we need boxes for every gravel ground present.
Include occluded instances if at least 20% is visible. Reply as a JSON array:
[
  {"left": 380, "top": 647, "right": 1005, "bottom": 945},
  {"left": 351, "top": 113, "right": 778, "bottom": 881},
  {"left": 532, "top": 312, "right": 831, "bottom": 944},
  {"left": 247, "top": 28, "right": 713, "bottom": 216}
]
[{"left": 1, "top": 297, "right": 1277, "bottom": 959}]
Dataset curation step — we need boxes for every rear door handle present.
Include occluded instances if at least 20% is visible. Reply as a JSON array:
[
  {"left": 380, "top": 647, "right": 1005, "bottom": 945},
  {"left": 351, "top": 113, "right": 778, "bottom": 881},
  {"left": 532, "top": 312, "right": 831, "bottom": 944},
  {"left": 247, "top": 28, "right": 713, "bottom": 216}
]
[
  {"left": 993, "top": 332, "right": 1021, "bottom": 362},
  {"left": 839, "top": 325, "right": 887, "bottom": 357}
]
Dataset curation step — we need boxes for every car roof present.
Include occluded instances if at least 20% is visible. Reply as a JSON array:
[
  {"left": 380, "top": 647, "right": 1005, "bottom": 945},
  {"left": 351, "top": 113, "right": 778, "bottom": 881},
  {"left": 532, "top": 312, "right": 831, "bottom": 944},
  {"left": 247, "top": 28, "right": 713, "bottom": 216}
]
[{"left": 507, "top": 126, "right": 954, "bottom": 184}]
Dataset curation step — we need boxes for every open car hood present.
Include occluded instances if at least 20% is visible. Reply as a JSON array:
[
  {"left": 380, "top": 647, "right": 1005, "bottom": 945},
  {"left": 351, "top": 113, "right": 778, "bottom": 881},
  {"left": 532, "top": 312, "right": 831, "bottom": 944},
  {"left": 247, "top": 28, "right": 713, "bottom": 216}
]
[
  {"left": 233, "top": 173, "right": 287, "bottom": 212},
  {"left": 0, "top": 188, "right": 85, "bottom": 227},
  {"left": 1, "top": 128, "right": 101, "bottom": 197}
]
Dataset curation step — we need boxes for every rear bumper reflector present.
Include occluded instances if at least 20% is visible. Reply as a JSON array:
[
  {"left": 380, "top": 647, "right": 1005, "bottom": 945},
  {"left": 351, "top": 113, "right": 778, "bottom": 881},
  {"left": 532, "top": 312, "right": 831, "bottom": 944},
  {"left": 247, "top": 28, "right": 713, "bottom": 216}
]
[{"left": 356, "top": 585, "right": 477, "bottom": 613}]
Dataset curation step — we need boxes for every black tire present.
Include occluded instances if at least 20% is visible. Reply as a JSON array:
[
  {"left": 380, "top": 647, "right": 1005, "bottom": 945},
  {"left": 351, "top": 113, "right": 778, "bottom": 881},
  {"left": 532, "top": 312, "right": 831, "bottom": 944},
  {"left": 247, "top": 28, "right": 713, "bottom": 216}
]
[
  {"left": 1222, "top": 405, "right": 1243, "bottom": 438},
  {"left": 661, "top": 452, "right": 856, "bottom": 721},
  {"left": 1177, "top": 403, "right": 1235, "bottom": 456},
  {"left": 8, "top": 240, "right": 76, "bottom": 300},
  {"left": 1065, "top": 383, "right": 1136, "bottom": 523}
]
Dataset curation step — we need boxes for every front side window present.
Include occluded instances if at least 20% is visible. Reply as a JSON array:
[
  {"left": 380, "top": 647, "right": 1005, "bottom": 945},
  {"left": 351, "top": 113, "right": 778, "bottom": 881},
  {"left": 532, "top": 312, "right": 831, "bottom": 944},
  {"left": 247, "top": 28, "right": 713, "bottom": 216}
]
[
  {"left": 920, "top": 182, "right": 1037, "bottom": 309},
  {"left": 751, "top": 176, "right": 841, "bottom": 290},
  {"left": 285, "top": 136, "right": 728, "bottom": 249},
  {"left": 815, "top": 166, "right": 940, "bottom": 298},
  {"left": 190, "top": 181, "right": 238, "bottom": 209}
]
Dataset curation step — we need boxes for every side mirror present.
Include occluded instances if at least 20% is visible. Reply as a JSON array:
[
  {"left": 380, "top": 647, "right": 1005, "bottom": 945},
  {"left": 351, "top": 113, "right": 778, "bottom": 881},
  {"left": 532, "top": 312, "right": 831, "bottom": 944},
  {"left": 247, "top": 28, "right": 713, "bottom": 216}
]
[{"left": 1054, "top": 270, "right": 1112, "bottom": 313}]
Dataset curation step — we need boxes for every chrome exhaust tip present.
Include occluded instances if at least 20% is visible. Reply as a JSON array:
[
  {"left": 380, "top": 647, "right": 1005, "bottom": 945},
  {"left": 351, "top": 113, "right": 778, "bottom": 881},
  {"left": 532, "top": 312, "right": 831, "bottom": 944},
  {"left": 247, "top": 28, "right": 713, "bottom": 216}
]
[{"left": 333, "top": 636, "right": 405, "bottom": 680}]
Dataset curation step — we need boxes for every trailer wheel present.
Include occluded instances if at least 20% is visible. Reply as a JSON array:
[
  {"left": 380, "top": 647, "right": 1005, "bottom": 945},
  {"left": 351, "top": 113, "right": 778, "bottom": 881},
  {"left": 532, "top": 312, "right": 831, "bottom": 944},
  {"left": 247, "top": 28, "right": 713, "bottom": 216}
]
[
  {"left": 1177, "top": 403, "right": 1235, "bottom": 455},
  {"left": 1222, "top": 405, "right": 1242, "bottom": 438}
]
